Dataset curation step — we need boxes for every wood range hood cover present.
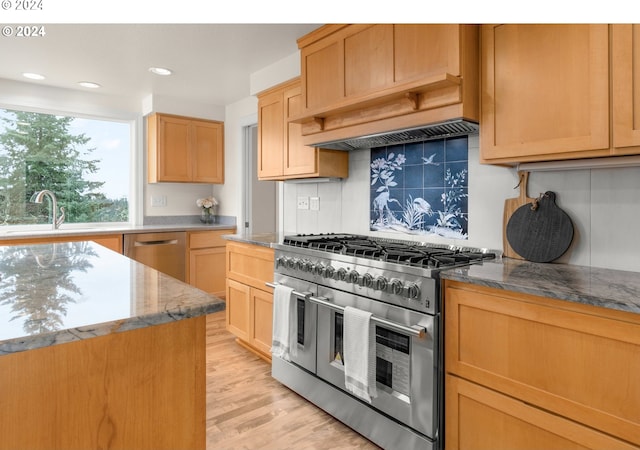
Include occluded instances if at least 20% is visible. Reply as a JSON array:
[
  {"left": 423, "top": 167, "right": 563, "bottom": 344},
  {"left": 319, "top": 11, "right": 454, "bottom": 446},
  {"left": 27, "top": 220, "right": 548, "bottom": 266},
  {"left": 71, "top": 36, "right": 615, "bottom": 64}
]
[{"left": 295, "top": 24, "right": 481, "bottom": 151}]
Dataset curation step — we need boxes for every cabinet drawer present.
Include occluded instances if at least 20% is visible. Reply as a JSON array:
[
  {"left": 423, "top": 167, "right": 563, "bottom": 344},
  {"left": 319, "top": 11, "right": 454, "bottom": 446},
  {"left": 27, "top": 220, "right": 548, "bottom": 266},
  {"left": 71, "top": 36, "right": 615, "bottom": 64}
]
[
  {"left": 446, "top": 375, "right": 637, "bottom": 450},
  {"left": 226, "top": 241, "right": 274, "bottom": 290},
  {"left": 188, "top": 230, "right": 228, "bottom": 249},
  {"left": 445, "top": 281, "right": 640, "bottom": 446}
]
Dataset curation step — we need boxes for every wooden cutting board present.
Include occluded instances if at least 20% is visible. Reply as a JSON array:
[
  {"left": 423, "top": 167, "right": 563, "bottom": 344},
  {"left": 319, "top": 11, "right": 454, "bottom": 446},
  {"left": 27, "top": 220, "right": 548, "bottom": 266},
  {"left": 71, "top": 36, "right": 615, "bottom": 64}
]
[
  {"left": 503, "top": 171, "right": 535, "bottom": 259},
  {"left": 506, "top": 191, "right": 574, "bottom": 263}
]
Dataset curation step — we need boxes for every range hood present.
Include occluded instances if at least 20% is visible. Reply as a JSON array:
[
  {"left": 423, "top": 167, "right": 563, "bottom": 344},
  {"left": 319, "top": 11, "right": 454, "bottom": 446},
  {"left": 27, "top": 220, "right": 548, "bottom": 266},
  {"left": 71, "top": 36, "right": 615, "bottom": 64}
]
[{"left": 310, "top": 118, "right": 479, "bottom": 151}]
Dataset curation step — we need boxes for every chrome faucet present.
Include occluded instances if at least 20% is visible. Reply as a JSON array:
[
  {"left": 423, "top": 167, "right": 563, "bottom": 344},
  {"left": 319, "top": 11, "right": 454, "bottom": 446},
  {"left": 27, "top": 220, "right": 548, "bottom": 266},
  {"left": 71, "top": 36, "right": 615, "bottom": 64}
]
[{"left": 30, "top": 190, "right": 65, "bottom": 229}]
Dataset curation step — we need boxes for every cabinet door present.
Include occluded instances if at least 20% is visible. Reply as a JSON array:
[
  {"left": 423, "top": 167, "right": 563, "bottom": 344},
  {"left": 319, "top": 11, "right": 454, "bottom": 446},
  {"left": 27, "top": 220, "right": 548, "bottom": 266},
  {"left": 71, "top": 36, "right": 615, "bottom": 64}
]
[
  {"left": 257, "top": 88, "right": 284, "bottom": 179},
  {"left": 250, "top": 288, "right": 273, "bottom": 356},
  {"left": 283, "top": 83, "right": 317, "bottom": 177},
  {"left": 612, "top": 24, "right": 640, "bottom": 152},
  {"left": 91, "top": 235, "right": 123, "bottom": 254},
  {"left": 481, "top": 24, "right": 610, "bottom": 163},
  {"left": 301, "top": 28, "right": 345, "bottom": 112},
  {"left": 156, "top": 115, "right": 192, "bottom": 181},
  {"left": 226, "top": 278, "right": 250, "bottom": 341},
  {"left": 446, "top": 375, "right": 637, "bottom": 450},
  {"left": 189, "top": 247, "right": 226, "bottom": 298},
  {"left": 445, "top": 281, "right": 640, "bottom": 446},
  {"left": 343, "top": 25, "right": 394, "bottom": 99},
  {"left": 192, "top": 120, "right": 224, "bottom": 183},
  {"left": 394, "top": 24, "right": 461, "bottom": 83}
]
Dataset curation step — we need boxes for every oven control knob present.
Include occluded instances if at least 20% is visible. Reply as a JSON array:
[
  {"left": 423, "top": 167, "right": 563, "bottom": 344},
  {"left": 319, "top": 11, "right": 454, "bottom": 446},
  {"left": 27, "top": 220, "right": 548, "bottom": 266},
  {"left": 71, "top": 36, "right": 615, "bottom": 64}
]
[
  {"left": 406, "top": 282, "right": 421, "bottom": 299},
  {"left": 293, "top": 258, "right": 304, "bottom": 270},
  {"left": 301, "top": 259, "right": 312, "bottom": 272},
  {"left": 286, "top": 257, "right": 296, "bottom": 270},
  {"left": 360, "top": 273, "right": 374, "bottom": 288},
  {"left": 314, "top": 263, "right": 324, "bottom": 276},
  {"left": 374, "top": 276, "right": 388, "bottom": 291},
  {"left": 347, "top": 270, "right": 359, "bottom": 284},
  {"left": 324, "top": 265, "right": 335, "bottom": 279},
  {"left": 275, "top": 256, "right": 287, "bottom": 269},
  {"left": 337, "top": 267, "right": 348, "bottom": 281},
  {"left": 390, "top": 278, "right": 404, "bottom": 295}
]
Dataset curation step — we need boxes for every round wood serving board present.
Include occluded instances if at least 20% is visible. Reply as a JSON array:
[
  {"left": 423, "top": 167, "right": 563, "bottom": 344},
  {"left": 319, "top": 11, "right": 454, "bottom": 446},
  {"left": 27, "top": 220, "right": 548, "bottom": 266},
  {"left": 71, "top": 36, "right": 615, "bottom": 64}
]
[{"left": 506, "top": 191, "right": 574, "bottom": 263}]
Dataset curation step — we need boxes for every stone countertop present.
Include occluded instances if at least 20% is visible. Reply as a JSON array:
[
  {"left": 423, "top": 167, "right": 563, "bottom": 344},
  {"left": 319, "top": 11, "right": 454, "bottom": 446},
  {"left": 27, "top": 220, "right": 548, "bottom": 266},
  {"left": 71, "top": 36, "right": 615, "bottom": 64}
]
[
  {"left": 222, "top": 232, "right": 282, "bottom": 248},
  {"left": 0, "top": 221, "right": 236, "bottom": 241},
  {"left": 441, "top": 258, "right": 640, "bottom": 315},
  {"left": 0, "top": 241, "right": 225, "bottom": 355}
]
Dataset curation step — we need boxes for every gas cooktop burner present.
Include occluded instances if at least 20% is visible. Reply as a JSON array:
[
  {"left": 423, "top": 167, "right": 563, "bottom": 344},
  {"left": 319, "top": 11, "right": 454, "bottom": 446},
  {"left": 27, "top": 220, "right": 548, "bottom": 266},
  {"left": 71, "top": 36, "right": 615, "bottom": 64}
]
[{"left": 282, "top": 233, "right": 496, "bottom": 268}]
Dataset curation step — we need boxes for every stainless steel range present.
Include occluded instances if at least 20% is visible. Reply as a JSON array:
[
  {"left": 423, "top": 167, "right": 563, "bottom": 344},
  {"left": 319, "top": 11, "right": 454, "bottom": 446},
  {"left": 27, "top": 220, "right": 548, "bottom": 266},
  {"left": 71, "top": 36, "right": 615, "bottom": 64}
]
[{"left": 269, "top": 233, "right": 498, "bottom": 450}]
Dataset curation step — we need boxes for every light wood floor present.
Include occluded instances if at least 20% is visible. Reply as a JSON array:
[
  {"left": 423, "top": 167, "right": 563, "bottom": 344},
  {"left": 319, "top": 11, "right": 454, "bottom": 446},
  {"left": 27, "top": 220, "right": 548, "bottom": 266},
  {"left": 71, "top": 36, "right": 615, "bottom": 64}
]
[{"left": 206, "top": 311, "right": 380, "bottom": 450}]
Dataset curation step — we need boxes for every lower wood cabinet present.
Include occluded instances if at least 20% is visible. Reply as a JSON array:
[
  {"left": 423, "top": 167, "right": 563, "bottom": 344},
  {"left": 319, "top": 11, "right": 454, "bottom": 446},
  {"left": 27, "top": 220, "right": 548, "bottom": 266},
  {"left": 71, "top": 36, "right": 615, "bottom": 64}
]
[
  {"left": 444, "top": 280, "right": 640, "bottom": 449},
  {"left": 225, "top": 241, "right": 274, "bottom": 361},
  {"left": 0, "top": 234, "right": 123, "bottom": 254},
  {"left": 446, "top": 375, "right": 635, "bottom": 450},
  {"left": 187, "top": 230, "right": 231, "bottom": 299}
]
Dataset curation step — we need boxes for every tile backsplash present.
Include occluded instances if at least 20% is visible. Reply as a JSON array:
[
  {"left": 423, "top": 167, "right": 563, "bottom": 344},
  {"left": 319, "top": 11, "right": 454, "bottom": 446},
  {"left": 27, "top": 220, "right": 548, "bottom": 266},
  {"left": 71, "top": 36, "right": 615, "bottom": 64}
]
[
  {"left": 283, "top": 134, "right": 640, "bottom": 273},
  {"left": 370, "top": 136, "right": 469, "bottom": 239}
]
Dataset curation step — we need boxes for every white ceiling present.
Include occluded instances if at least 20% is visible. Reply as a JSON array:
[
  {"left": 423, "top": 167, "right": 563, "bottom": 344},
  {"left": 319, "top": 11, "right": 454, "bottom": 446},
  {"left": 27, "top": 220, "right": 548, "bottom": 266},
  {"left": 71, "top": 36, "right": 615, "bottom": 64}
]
[{"left": 0, "top": 24, "right": 321, "bottom": 106}]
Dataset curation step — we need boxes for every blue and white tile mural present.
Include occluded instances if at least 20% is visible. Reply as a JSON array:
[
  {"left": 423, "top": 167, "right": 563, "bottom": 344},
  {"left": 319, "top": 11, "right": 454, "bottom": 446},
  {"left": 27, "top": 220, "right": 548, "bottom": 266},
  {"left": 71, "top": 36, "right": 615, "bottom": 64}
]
[{"left": 370, "top": 136, "right": 469, "bottom": 240}]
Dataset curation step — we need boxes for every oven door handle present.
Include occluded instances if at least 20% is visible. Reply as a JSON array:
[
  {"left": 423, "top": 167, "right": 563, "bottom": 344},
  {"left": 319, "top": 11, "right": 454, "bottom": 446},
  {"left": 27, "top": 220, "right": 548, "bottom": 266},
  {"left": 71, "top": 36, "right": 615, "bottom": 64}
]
[{"left": 266, "top": 282, "right": 428, "bottom": 339}]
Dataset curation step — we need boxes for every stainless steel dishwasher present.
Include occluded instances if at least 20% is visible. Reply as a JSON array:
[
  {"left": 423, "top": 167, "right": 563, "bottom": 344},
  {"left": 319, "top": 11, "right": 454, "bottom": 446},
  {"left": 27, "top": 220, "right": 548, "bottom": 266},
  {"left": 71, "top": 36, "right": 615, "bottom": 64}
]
[{"left": 124, "top": 232, "right": 186, "bottom": 281}]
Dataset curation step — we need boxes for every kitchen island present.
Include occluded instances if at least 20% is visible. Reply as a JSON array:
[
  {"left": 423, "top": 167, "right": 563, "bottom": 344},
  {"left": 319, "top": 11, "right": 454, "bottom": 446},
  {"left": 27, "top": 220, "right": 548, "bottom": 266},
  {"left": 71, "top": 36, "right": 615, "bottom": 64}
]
[{"left": 0, "top": 241, "right": 224, "bottom": 450}]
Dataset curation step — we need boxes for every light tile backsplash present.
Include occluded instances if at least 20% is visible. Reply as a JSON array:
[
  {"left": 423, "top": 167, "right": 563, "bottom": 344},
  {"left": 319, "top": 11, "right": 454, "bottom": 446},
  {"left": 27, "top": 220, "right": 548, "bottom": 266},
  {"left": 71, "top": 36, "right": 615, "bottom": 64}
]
[{"left": 283, "top": 134, "right": 640, "bottom": 273}]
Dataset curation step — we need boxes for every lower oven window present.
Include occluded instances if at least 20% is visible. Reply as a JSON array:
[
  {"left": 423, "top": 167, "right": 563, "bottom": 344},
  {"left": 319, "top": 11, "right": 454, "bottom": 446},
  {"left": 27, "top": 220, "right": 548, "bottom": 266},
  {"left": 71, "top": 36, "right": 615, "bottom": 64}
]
[
  {"left": 333, "top": 312, "right": 411, "bottom": 398},
  {"left": 376, "top": 328, "right": 410, "bottom": 397},
  {"left": 297, "top": 299, "right": 305, "bottom": 345}
]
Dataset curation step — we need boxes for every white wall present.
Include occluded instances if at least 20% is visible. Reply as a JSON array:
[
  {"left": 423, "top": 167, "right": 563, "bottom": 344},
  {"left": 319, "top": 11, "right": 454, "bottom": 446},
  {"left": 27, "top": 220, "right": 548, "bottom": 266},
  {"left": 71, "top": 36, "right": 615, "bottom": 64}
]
[
  {"left": 142, "top": 94, "right": 225, "bottom": 219},
  {"left": 219, "top": 96, "right": 259, "bottom": 228}
]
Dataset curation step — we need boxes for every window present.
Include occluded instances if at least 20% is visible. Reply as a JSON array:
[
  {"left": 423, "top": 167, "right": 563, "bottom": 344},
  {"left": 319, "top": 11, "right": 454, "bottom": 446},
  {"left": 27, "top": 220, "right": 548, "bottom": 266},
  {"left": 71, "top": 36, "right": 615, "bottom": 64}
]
[{"left": 0, "top": 108, "right": 131, "bottom": 228}]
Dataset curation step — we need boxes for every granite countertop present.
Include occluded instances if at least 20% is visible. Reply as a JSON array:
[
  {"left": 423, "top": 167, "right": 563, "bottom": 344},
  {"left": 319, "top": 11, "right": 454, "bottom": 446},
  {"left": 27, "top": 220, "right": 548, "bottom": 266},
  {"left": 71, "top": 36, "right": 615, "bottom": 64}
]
[
  {"left": 0, "top": 220, "right": 236, "bottom": 241},
  {"left": 0, "top": 241, "right": 225, "bottom": 355},
  {"left": 441, "top": 258, "right": 640, "bottom": 315},
  {"left": 222, "top": 232, "right": 282, "bottom": 248}
]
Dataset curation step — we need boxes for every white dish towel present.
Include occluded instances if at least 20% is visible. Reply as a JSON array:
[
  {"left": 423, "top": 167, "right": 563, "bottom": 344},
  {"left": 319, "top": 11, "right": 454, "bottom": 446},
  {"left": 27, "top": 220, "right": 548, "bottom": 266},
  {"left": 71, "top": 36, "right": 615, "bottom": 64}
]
[
  {"left": 344, "top": 306, "right": 377, "bottom": 403},
  {"left": 271, "top": 284, "right": 297, "bottom": 361}
]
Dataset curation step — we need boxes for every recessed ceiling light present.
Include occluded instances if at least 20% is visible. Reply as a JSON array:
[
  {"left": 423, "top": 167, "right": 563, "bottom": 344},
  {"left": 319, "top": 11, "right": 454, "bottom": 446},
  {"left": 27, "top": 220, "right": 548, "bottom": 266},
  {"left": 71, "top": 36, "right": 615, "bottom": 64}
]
[
  {"left": 78, "top": 81, "right": 101, "bottom": 89},
  {"left": 149, "top": 67, "right": 173, "bottom": 76},
  {"left": 23, "top": 72, "right": 45, "bottom": 80}
]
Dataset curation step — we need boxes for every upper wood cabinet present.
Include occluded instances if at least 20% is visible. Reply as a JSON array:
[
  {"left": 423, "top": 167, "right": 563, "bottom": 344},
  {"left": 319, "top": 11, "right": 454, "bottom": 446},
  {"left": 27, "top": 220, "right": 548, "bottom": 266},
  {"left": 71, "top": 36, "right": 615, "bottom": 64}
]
[
  {"left": 147, "top": 113, "right": 224, "bottom": 183},
  {"left": 612, "top": 24, "right": 640, "bottom": 152},
  {"left": 257, "top": 77, "right": 349, "bottom": 181},
  {"left": 296, "top": 24, "right": 479, "bottom": 146},
  {"left": 481, "top": 24, "right": 640, "bottom": 164}
]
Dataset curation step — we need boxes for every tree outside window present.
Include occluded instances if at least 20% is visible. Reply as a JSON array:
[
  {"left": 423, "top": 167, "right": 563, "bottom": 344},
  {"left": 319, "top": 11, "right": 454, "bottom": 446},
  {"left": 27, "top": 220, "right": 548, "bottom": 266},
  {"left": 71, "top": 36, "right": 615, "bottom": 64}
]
[{"left": 0, "top": 108, "right": 130, "bottom": 226}]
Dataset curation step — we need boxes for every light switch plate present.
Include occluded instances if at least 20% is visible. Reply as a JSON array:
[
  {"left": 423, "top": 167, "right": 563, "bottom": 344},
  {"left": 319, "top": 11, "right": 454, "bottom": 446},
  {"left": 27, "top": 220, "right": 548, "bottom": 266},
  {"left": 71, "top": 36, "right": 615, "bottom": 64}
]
[
  {"left": 297, "top": 196, "right": 309, "bottom": 210},
  {"left": 310, "top": 197, "right": 320, "bottom": 211},
  {"left": 151, "top": 195, "right": 167, "bottom": 207}
]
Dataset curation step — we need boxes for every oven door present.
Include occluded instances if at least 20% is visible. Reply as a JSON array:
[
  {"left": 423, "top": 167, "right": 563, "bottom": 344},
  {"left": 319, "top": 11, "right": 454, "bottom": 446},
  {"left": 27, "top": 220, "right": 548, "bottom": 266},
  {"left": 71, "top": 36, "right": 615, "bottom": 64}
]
[
  {"left": 273, "top": 274, "right": 318, "bottom": 374},
  {"left": 316, "top": 286, "right": 437, "bottom": 440}
]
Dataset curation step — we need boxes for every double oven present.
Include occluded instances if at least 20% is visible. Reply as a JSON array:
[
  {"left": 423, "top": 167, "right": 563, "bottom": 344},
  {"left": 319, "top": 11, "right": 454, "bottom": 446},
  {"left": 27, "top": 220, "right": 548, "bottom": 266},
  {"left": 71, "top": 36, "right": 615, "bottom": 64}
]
[{"left": 270, "top": 234, "right": 497, "bottom": 449}]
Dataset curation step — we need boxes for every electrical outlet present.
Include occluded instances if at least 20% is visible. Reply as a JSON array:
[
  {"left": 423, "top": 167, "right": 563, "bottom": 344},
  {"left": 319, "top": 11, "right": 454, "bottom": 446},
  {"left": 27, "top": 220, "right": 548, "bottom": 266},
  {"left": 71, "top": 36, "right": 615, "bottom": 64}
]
[
  {"left": 150, "top": 195, "right": 167, "bottom": 207},
  {"left": 310, "top": 197, "right": 320, "bottom": 211},
  {"left": 297, "top": 196, "right": 309, "bottom": 210}
]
